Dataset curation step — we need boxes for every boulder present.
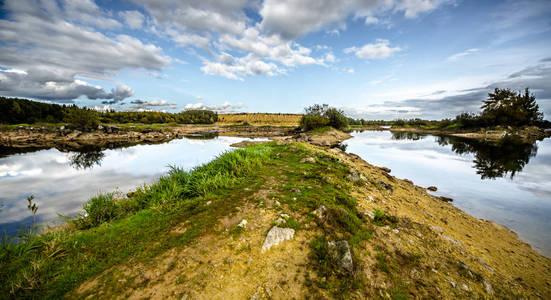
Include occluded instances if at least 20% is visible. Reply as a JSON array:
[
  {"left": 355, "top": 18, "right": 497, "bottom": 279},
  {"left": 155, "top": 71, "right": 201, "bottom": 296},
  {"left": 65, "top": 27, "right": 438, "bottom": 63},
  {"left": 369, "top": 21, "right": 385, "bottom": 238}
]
[
  {"left": 327, "top": 240, "right": 353, "bottom": 274},
  {"left": 261, "top": 226, "right": 295, "bottom": 251},
  {"left": 300, "top": 157, "right": 315, "bottom": 163}
]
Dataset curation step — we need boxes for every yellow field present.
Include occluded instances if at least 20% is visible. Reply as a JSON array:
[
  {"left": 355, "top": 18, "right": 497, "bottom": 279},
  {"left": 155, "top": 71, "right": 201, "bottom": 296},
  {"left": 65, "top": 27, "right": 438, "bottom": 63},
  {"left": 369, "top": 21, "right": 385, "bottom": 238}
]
[{"left": 216, "top": 113, "right": 302, "bottom": 126}]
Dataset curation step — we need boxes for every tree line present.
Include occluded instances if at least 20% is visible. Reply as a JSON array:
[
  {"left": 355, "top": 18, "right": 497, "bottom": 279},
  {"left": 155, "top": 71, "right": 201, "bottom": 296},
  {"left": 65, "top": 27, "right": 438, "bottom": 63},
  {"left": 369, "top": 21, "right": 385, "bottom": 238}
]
[{"left": 0, "top": 97, "right": 218, "bottom": 128}]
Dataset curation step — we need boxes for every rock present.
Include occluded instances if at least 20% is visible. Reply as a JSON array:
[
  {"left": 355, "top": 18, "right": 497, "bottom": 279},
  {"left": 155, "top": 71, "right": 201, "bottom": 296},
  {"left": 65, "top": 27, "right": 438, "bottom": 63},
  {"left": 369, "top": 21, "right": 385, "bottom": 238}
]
[
  {"left": 439, "top": 196, "right": 453, "bottom": 202},
  {"left": 312, "top": 205, "right": 327, "bottom": 220},
  {"left": 279, "top": 213, "right": 289, "bottom": 219},
  {"left": 348, "top": 171, "right": 360, "bottom": 182},
  {"left": 275, "top": 217, "right": 286, "bottom": 225},
  {"left": 392, "top": 229, "right": 399, "bottom": 234},
  {"left": 238, "top": 219, "right": 247, "bottom": 228},
  {"left": 483, "top": 280, "right": 494, "bottom": 295},
  {"left": 430, "top": 225, "right": 444, "bottom": 234},
  {"left": 327, "top": 240, "right": 353, "bottom": 274},
  {"left": 377, "top": 180, "right": 393, "bottom": 192},
  {"left": 380, "top": 167, "right": 391, "bottom": 173},
  {"left": 441, "top": 234, "right": 465, "bottom": 251},
  {"left": 364, "top": 211, "right": 375, "bottom": 220},
  {"left": 290, "top": 188, "right": 301, "bottom": 194},
  {"left": 261, "top": 226, "right": 295, "bottom": 251},
  {"left": 206, "top": 200, "right": 212, "bottom": 206},
  {"left": 274, "top": 200, "right": 281, "bottom": 206},
  {"left": 427, "top": 186, "right": 438, "bottom": 191},
  {"left": 300, "top": 157, "right": 315, "bottom": 163}
]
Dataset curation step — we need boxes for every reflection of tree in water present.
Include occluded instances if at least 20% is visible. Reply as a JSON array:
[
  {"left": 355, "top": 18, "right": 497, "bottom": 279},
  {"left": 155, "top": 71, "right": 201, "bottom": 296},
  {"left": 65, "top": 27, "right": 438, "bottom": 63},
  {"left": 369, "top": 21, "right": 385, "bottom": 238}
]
[
  {"left": 435, "top": 135, "right": 538, "bottom": 180},
  {"left": 391, "top": 131, "right": 427, "bottom": 141},
  {"left": 69, "top": 149, "right": 105, "bottom": 170}
]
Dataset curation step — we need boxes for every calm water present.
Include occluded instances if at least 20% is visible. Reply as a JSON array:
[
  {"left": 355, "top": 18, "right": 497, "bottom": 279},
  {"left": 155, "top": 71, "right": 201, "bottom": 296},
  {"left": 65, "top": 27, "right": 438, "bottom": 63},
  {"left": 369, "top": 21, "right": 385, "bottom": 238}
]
[
  {"left": 344, "top": 131, "right": 551, "bottom": 256},
  {"left": 0, "top": 136, "right": 264, "bottom": 237}
]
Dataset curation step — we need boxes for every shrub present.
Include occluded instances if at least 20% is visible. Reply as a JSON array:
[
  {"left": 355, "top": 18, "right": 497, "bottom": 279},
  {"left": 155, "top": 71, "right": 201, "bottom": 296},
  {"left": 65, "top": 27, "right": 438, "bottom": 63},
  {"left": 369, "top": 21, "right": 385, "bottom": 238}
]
[
  {"left": 63, "top": 107, "right": 99, "bottom": 130},
  {"left": 300, "top": 104, "right": 349, "bottom": 130},
  {"left": 300, "top": 114, "right": 330, "bottom": 130}
]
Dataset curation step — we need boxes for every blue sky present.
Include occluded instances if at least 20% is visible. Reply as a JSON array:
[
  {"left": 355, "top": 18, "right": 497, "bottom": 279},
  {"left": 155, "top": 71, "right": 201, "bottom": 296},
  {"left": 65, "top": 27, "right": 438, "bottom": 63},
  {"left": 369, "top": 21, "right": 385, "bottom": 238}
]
[{"left": 0, "top": 0, "right": 550, "bottom": 119}]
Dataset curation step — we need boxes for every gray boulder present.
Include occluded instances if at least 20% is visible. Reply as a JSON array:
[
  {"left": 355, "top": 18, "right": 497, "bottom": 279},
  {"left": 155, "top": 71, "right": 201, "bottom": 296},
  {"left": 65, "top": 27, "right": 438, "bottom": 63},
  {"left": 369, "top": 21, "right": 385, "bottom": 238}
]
[
  {"left": 328, "top": 240, "right": 353, "bottom": 274},
  {"left": 261, "top": 226, "right": 295, "bottom": 252}
]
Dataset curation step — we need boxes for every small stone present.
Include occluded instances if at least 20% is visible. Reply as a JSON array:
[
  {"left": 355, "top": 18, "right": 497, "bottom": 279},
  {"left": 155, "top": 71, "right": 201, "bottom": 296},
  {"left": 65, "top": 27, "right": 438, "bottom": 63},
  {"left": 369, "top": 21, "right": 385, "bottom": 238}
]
[
  {"left": 483, "top": 280, "right": 494, "bottom": 295},
  {"left": 366, "top": 195, "right": 374, "bottom": 202},
  {"left": 300, "top": 157, "right": 315, "bottom": 163},
  {"left": 280, "top": 213, "right": 290, "bottom": 219},
  {"left": 261, "top": 226, "right": 295, "bottom": 251},
  {"left": 439, "top": 196, "right": 453, "bottom": 202},
  {"left": 430, "top": 225, "right": 444, "bottom": 234},
  {"left": 238, "top": 219, "right": 247, "bottom": 228},
  {"left": 206, "top": 200, "right": 212, "bottom": 206},
  {"left": 461, "top": 283, "right": 469, "bottom": 291},
  {"left": 364, "top": 211, "right": 375, "bottom": 220},
  {"left": 290, "top": 188, "right": 301, "bottom": 194},
  {"left": 392, "top": 229, "right": 399, "bottom": 234},
  {"left": 312, "top": 205, "right": 327, "bottom": 220},
  {"left": 275, "top": 200, "right": 281, "bottom": 206},
  {"left": 275, "top": 217, "right": 285, "bottom": 225}
]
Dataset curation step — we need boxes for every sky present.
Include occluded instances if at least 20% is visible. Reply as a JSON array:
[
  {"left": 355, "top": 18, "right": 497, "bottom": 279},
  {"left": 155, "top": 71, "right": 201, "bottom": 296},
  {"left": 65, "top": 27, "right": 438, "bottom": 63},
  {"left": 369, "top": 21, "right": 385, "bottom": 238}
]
[{"left": 0, "top": 0, "right": 550, "bottom": 120}]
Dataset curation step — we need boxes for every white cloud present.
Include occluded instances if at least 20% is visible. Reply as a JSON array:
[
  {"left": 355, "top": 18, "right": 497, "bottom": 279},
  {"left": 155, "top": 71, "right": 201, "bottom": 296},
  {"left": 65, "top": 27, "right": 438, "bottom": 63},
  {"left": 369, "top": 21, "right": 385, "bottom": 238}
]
[
  {"left": 129, "top": 99, "right": 177, "bottom": 111},
  {"left": 0, "top": 1, "right": 171, "bottom": 102},
  {"left": 119, "top": 10, "right": 145, "bottom": 29},
  {"left": 447, "top": 48, "right": 479, "bottom": 61},
  {"left": 344, "top": 39, "right": 402, "bottom": 59},
  {"left": 260, "top": 0, "right": 449, "bottom": 39}
]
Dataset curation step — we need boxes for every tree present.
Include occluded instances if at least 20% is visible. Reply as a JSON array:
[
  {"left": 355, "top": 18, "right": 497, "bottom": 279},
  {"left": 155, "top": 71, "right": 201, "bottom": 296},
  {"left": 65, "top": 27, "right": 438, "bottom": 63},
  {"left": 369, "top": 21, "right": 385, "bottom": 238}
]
[
  {"left": 63, "top": 107, "right": 99, "bottom": 130},
  {"left": 480, "top": 88, "right": 543, "bottom": 126}
]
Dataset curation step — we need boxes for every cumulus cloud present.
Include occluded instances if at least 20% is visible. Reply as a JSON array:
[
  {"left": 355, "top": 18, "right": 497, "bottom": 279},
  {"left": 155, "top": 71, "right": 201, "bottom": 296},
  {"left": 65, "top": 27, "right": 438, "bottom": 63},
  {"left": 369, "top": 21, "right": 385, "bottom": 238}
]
[
  {"left": 119, "top": 10, "right": 145, "bottom": 29},
  {"left": 0, "top": 68, "right": 135, "bottom": 102},
  {"left": 183, "top": 101, "right": 245, "bottom": 113},
  {"left": 447, "top": 48, "right": 479, "bottom": 61},
  {"left": 346, "top": 60, "right": 551, "bottom": 120},
  {"left": 259, "top": 0, "right": 449, "bottom": 39},
  {"left": 0, "top": 0, "right": 170, "bottom": 102},
  {"left": 344, "top": 39, "right": 402, "bottom": 59}
]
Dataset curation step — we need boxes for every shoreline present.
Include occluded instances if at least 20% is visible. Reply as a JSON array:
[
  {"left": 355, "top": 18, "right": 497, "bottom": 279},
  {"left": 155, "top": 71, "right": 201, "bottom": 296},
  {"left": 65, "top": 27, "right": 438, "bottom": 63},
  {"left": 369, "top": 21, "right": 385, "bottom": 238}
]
[{"left": 350, "top": 125, "right": 551, "bottom": 142}]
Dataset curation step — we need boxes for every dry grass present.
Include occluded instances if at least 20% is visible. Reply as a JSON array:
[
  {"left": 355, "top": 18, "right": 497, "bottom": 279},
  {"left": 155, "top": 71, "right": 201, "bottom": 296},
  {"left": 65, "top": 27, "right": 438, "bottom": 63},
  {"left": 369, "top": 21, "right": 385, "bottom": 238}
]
[{"left": 217, "top": 113, "right": 302, "bottom": 126}]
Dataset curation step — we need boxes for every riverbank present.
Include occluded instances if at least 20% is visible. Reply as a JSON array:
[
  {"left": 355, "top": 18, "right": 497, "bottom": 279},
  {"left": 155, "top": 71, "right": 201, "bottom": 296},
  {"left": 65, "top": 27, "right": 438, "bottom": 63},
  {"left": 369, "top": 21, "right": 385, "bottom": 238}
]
[
  {"left": 0, "top": 124, "right": 294, "bottom": 151},
  {"left": 1, "top": 130, "right": 549, "bottom": 299},
  {"left": 371, "top": 125, "right": 551, "bottom": 142}
]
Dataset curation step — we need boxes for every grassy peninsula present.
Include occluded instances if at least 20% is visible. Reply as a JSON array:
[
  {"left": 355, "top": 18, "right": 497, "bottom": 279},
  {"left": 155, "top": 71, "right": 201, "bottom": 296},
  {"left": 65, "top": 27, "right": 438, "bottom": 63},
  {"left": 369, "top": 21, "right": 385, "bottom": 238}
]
[{"left": 1, "top": 136, "right": 550, "bottom": 299}]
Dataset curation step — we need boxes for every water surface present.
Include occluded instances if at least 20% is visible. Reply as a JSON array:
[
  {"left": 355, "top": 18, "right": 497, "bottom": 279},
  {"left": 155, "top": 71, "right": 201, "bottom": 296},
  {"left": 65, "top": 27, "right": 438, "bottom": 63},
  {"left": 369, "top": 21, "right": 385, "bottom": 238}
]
[
  {"left": 0, "top": 136, "right": 263, "bottom": 236},
  {"left": 344, "top": 130, "right": 551, "bottom": 256}
]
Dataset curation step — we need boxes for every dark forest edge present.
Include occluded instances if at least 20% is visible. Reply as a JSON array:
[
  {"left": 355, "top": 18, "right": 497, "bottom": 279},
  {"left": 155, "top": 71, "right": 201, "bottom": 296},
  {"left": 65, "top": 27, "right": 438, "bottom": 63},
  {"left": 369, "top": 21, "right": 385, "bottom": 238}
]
[{"left": 0, "top": 97, "right": 218, "bottom": 130}]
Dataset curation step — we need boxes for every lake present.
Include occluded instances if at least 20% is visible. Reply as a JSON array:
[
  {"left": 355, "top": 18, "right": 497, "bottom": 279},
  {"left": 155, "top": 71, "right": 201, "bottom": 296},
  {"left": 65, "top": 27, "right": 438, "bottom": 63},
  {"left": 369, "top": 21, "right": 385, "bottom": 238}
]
[
  {"left": 344, "top": 130, "right": 551, "bottom": 256},
  {"left": 0, "top": 136, "right": 264, "bottom": 237}
]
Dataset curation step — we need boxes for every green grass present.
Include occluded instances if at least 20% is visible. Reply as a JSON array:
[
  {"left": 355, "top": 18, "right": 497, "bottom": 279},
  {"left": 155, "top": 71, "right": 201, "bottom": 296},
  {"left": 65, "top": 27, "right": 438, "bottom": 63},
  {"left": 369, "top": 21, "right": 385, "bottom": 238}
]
[
  {"left": 0, "top": 142, "right": 374, "bottom": 299},
  {"left": 0, "top": 144, "right": 273, "bottom": 299}
]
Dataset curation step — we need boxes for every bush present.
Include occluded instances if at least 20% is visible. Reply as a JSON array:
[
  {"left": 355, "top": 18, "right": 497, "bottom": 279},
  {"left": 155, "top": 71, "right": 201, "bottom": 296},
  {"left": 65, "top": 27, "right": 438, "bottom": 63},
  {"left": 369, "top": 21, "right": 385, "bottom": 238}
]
[
  {"left": 300, "top": 115, "right": 330, "bottom": 130},
  {"left": 63, "top": 107, "right": 99, "bottom": 130},
  {"left": 300, "top": 104, "right": 349, "bottom": 130}
]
